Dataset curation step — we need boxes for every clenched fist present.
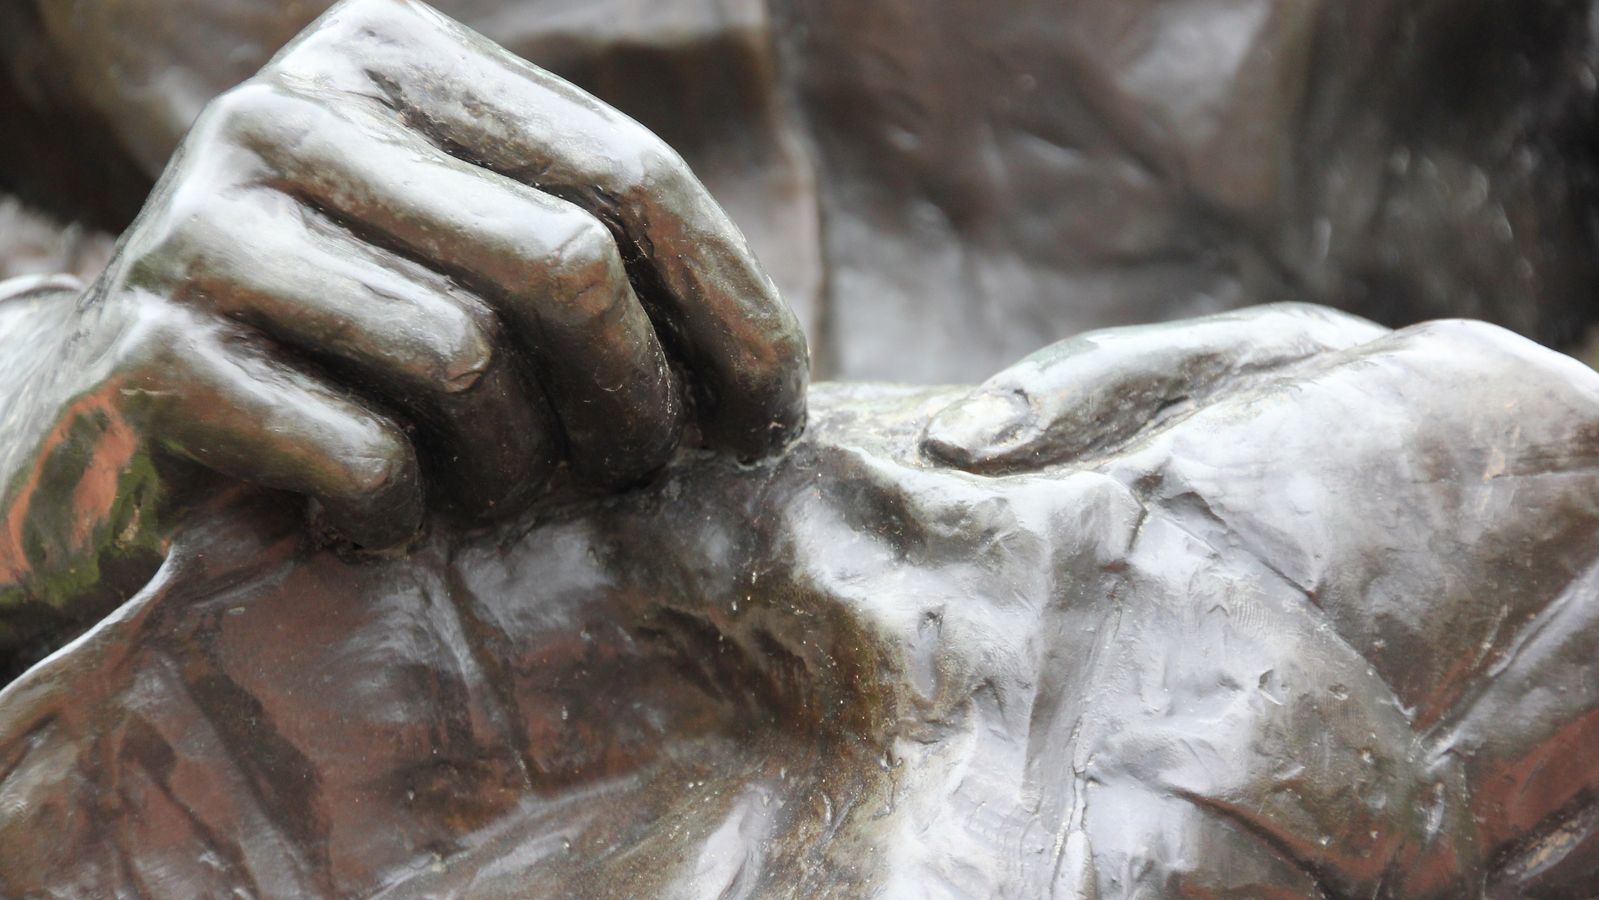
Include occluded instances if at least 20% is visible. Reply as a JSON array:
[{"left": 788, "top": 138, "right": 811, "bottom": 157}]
[{"left": 0, "top": 0, "right": 806, "bottom": 654}]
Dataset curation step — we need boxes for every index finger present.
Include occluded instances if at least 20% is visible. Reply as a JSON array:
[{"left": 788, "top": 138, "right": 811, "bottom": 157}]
[{"left": 266, "top": 0, "right": 810, "bottom": 458}]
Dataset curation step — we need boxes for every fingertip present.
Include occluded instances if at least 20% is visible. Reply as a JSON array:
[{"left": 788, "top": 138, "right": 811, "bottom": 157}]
[
  {"left": 921, "top": 389, "right": 1036, "bottom": 472},
  {"left": 319, "top": 426, "right": 425, "bottom": 549},
  {"left": 701, "top": 347, "right": 810, "bottom": 460},
  {"left": 569, "top": 391, "right": 688, "bottom": 488},
  {"left": 322, "top": 488, "right": 423, "bottom": 550}
]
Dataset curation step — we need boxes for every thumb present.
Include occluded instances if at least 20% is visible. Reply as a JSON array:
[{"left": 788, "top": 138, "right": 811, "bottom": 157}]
[{"left": 922, "top": 303, "right": 1388, "bottom": 474}]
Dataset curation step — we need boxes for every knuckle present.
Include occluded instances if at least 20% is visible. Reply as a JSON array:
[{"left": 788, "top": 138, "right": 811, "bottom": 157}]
[
  {"left": 556, "top": 216, "right": 623, "bottom": 270},
  {"left": 1266, "top": 301, "right": 1359, "bottom": 328},
  {"left": 123, "top": 193, "right": 264, "bottom": 292},
  {"left": 1259, "top": 302, "right": 1388, "bottom": 346},
  {"left": 546, "top": 216, "right": 628, "bottom": 295},
  {"left": 617, "top": 136, "right": 693, "bottom": 204},
  {"left": 1409, "top": 318, "right": 1521, "bottom": 357},
  {"left": 194, "top": 81, "right": 280, "bottom": 143},
  {"left": 116, "top": 293, "right": 191, "bottom": 364},
  {"left": 1256, "top": 301, "right": 1325, "bottom": 319},
  {"left": 164, "top": 191, "right": 249, "bottom": 253},
  {"left": 327, "top": 0, "right": 403, "bottom": 22},
  {"left": 110, "top": 295, "right": 224, "bottom": 397},
  {"left": 322, "top": 0, "right": 418, "bottom": 38},
  {"left": 271, "top": 0, "right": 424, "bottom": 76}
]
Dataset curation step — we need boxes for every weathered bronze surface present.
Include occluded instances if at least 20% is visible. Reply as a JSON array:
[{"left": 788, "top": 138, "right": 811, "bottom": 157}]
[
  {"left": 3, "top": 1, "right": 1599, "bottom": 896},
  {"left": 6, "top": 312, "right": 1599, "bottom": 894}
]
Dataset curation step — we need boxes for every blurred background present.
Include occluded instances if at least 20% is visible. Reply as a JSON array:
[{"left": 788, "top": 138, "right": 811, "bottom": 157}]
[{"left": 3, "top": 0, "right": 1597, "bottom": 382}]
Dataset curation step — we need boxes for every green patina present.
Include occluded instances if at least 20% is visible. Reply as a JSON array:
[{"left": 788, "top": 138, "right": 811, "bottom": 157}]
[{"left": 0, "top": 406, "right": 164, "bottom": 650}]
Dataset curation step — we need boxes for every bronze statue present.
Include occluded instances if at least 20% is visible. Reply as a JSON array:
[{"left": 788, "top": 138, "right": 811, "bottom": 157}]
[
  {"left": 5, "top": 0, "right": 1597, "bottom": 377},
  {"left": 2, "top": 0, "right": 1599, "bottom": 895}
]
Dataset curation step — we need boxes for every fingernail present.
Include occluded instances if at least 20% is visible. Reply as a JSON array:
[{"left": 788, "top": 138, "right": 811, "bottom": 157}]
[{"left": 922, "top": 389, "right": 1033, "bottom": 468}]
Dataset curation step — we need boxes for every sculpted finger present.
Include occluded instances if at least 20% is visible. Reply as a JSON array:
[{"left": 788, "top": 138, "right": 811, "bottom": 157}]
[
  {"left": 269, "top": 0, "right": 809, "bottom": 457},
  {"left": 137, "top": 184, "right": 558, "bottom": 516},
  {"left": 119, "top": 297, "right": 423, "bottom": 548},
  {"left": 218, "top": 84, "right": 684, "bottom": 485},
  {"left": 923, "top": 303, "right": 1389, "bottom": 473}
]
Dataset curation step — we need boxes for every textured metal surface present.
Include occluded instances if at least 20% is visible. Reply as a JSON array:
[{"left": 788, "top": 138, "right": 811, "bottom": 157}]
[
  {"left": 5, "top": 317, "right": 1599, "bottom": 895},
  {"left": 2, "top": 3, "right": 1599, "bottom": 895}
]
